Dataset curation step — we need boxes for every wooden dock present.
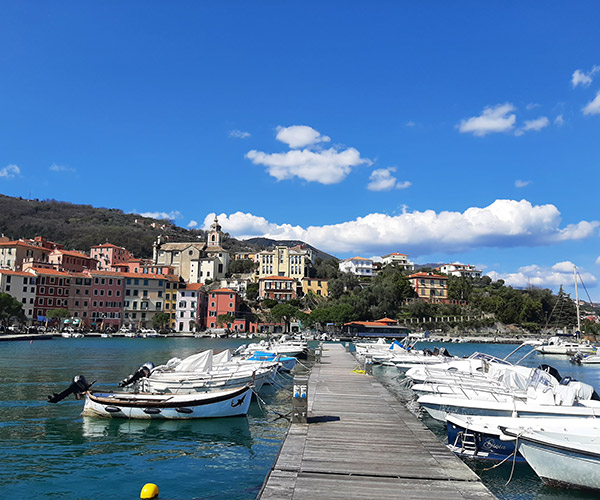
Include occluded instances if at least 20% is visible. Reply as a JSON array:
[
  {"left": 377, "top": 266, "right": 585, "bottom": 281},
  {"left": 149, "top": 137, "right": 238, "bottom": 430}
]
[{"left": 258, "top": 343, "right": 496, "bottom": 500}]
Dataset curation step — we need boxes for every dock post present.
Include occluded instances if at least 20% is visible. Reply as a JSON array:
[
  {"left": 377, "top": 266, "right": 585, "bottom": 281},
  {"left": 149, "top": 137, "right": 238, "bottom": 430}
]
[
  {"left": 292, "top": 375, "right": 309, "bottom": 423},
  {"left": 345, "top": 342, "right": 350, "bottom": 352}
]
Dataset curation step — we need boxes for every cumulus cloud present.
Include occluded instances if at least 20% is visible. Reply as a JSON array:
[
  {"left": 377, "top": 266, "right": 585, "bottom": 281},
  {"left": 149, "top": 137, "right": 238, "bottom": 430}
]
[
  {"left": 187, "top": 220, "right": 198, "bottom": 228},
  {"left": 596, "top": 256, "right": 600, "bottom": 265},
  {"left": 0, "top": 164, "right": 20, "bottom": 179},
  {"left": 572, "top": 69, "right": 593, "bottom": 88},
  {"left": 488, "top": 261, "right": 597, "bottom": 290},
  {"left": 246, "top": 125, "right": 371, "bottom": 184},
  {"left": 229, "top": 129, "right": 251, "bottom": 139},
  {"left": 204, "top": 199, "right": 599, "bottom": 256},
  {"left": 367, "top": 168, "right": 411, "bottom": 191},
  {"left": 133, "top": 210, "right": 183, "bottom": 221},
  {"left": 515, "top": 180, "right": 531, "bottom": 188},
  {"left": 275, "top": 125, "right": 330, "bottom": 149},
  {"left": 458, "top": 103, "right": 517, "bottom": 136},
  {"left": 521, "top": 116, "right": 550, "bottom": 132},
  {"left": 583, "top": 91, "right": 600, "bottom": 115},
  {"left": 49, "top": 163, "right": 76, "bottom": 173}
]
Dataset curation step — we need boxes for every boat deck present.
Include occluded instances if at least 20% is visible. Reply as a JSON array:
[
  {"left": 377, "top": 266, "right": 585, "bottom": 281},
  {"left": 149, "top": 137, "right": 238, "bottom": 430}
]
[{"left": 258, "top": 343, "right": 496, "bottom": 499}]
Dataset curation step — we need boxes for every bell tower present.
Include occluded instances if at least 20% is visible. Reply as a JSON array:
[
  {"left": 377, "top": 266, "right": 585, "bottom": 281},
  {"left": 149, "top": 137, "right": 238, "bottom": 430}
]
[{"left": 208, "top": 215, "right": 223, "bottom": 247}]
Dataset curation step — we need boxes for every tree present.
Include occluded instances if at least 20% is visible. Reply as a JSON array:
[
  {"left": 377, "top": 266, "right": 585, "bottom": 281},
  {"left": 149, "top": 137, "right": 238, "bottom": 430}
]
[
  {"left": 229, "top": 259, "right": 257, "bottom": 275},
  {"left": 217, "top": 313, "right": 235, "bottom": 328},
  {"left": 46, "top": 308, "right": 70, "bottom": 321},
  {"left": 270, "top": 303, "right": 299, "bottom": 333},
  {"left": 246, "top": 283, "right": 259, "bottom": 301},
  {"left": 152, "top": 312, "right": 171, "bottom": 331},
  {"left": 0, "top": 293, "right": 25, "bottom": 326}
]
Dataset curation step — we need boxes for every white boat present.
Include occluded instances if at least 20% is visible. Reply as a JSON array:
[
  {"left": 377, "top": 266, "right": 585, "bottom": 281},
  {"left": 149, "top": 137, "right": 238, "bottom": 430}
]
[
  {"left": 240, "top": 336, "right": 308, "bottom": 357},
  {"left": 571, "top": 351, "right": 600, "bottom": 365},
  {"left": 535, "top": 335, "right": 595, "bottom": 355},
  {"left": 500, "top": 422, "right": 600, "bottom": 490}
]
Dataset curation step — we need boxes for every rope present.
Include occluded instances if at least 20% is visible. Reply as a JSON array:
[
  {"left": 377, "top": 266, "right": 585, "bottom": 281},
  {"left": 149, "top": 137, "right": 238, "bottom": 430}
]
[{"left": 504, "top": 433, "right": 520, "bottom": 485}]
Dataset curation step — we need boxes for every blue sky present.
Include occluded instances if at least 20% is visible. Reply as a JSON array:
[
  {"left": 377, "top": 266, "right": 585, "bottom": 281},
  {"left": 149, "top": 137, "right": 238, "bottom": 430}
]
[{"left": 1, "top": 2, "right": 599, "bottom": 300}]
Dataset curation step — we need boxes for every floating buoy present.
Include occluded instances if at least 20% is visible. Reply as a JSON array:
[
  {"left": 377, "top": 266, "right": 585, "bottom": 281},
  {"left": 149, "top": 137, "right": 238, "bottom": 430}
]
[
  {"left": 30, "top": 340, "right": 33, "bottom": 344},
  {"left": 140, "top": 483, "right": 159, "bottom": 499}
]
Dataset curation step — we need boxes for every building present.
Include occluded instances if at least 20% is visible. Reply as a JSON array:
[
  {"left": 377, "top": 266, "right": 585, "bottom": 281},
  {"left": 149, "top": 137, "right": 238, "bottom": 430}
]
[
  {"left": 381, "top": 252, "right": 415, "bottom": 271},
  {"left": 0, "top": 239, "right": 52, "bottom": 271},
  {"left": 121, "top": 273, "right": 166, "bottom": 330},
  {"left": 339, "top": 256, "right": 373, "bottom": 277},
  {"left": 90, "top": 243, "right": 133, "bottom": 271},
  {"left": 68, "top": 272, "right": 93, "bottom": 328},
  {"left": 256, "top": 245, "right": 311, "bottom": 280},
  {"left": 163, "top": 274, "right": 183, "bottom": 328},
  {"left": 408, "top": 272, "right": 449, "bottom": 303},
  {"left": 114, "top": 259, "right": 175, "bottom": 276},
  {"left": 205, "top": 288, "right": 245, "bottom": 331},
  {"left": 153, "top": 216, "right": 229, "bottom": 284},
  {"left": 176, "top": 283, "right": 205, "bottom": 332},
  {"left": 26, "top": 268, "right": 72, "bottom": 324},
  {"left": 259, "top": 276, "right": 297, "bottom": 301},
  {"left": 343, "top": 318, "right": 411, "bottom": 338},
  {"left": 88, "top": 271, "right": 125, "bottom": 330},
  {"left": 48, "top": 249, "right": 98, "bottom": 272},
  {"left": 437, "top": 263, "right": 482, "bottom": 278},
  {"left": 0, "top": 270, "right": 37, "bottom": 323},
  {"left": 301, "top": 277, "right": 328, "bottom": 297}
]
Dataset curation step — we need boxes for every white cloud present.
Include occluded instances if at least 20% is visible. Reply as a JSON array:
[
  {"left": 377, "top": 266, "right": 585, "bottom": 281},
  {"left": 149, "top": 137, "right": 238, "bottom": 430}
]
[
  {"left": 572, "top": 69, "right": 593, "bottom": 88},
  {"left": 406, "top": 121, "right": 416, "bottom": 127},
  {"left": 229, "top": 129, "right": 251, "bottom": 139},
  {"left": 596, "top": 256, "right": 600, "bottom": 265},
  {"left": 583, "top": 91, "right": 600, "bottom": 115},
  {"left": 489, "top": 261, "right": 597, "bottom": 290},
  {"left": 526, "top": 103, "right": 540, "bottom": 110},
  {"left": 458, "top": 103, "right": 517, "bottom": 136},
  {"left": 367, "top": 167, "right": 412, "bottom": 192},
  {"left": 246, "top": 126, "right": 371, "bottom": 184},
  {"left": 554, "top": 114, "right": 565, "bottom": 126},
  {"left": 187, "top": 220, "right": 198, "bottom": 228},
  {"left": 515, "top": 180, "right": 531, "bottom": 188},
  {"left": 205, "top": 199, "right": 599, "bottom": 256},
  {"left": 133, "top": 210, "right": 183, "bottom": 221},
  {"left": 521, "top": 116, "right": 550, "bottom": 132},
  {"left": 275, "top": 125, "right": 330, "bottom": 149},
  {"left": 49, "top": 163, "right": 76, "bottom": 173},
  {"left": 0, "top": 164, "right": 20, "bottom": 179}
]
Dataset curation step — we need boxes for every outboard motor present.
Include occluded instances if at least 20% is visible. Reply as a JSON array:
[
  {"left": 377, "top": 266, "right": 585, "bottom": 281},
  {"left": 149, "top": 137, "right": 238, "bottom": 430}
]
[
  {"left": 118, "top": 362, "right": 154, "bottom": 387},
  {"left": 570, "top": 352, "right": 584, "bottom": 365},
  {"left": 48, "top": 375, "right": 93, "bottom": 403}
]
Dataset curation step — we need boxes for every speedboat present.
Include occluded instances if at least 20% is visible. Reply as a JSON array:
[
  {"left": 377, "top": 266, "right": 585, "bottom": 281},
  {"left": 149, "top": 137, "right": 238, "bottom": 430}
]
[
  {"left": 48, "top": 375, "right": 253, "bottom": 419},
  {"left": 535, "top": 336, "right": 595, "bottom": 355},
  {"left": 500, "top": 421, "right": 600, "bottom": 490}
]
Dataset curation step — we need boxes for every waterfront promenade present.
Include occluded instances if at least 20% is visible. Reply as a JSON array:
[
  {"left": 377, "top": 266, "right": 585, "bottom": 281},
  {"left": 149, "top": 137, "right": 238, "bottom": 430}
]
[{"left": 259, "top": 343, "right": 495, "bottom": 499}]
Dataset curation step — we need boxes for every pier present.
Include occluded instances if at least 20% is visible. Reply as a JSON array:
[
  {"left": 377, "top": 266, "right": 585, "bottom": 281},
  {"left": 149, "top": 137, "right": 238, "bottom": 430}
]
[{"left": 259, "top": 343, "right": 495, "bottom": 499}]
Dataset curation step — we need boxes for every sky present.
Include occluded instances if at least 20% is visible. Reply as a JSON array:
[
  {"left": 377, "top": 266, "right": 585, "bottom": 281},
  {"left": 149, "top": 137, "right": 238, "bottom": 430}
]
[{"left": 1, "top": 2, "right": 599, "bottom": 301}]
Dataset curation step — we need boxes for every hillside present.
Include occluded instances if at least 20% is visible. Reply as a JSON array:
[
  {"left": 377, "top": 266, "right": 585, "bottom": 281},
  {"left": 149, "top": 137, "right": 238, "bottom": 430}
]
[
  {"left": 244, "top": 237, "right": 338, "bottom": 262},
  {"left": 0, "top": 194, "right": 331, "bottom": 260}
]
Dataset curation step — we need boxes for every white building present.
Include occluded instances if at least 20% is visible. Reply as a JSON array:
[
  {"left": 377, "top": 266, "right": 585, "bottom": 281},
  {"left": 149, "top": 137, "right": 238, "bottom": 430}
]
[
  {"left": 339, "top": 256, "right": 373, "bottom": 277},
  {"left": 176, "top": 283, "right": 204, "bottom": 332},
  {"left": 0, "top": 270, "right": 37, "bottom": 323},
  {"left": 381, "top": 252, "right": 415, "bottom": 271},
  {"left": 437, "top": 263, "right": 482, "bottom": 278}
]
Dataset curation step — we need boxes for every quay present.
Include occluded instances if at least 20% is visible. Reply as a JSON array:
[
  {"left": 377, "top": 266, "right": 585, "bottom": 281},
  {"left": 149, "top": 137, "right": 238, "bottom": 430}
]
[{"left": 259, "top": 343, "right": 495, "bottom": 499}]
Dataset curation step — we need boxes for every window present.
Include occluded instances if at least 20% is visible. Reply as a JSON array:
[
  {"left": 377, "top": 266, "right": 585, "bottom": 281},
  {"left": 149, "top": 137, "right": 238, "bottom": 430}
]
[
  {"left": 49, "top": 288, "right": 54, "bottom": 294},
  {"left": 155, "top": 302, "right": 161, "bottom": 310},
  {"left": 48, "top": 298, "right": 53, "bottom": 306},
  {"left": 39, "top": 298, "right": 44, "bottom": 305},
  {"left": 5, "top": 285, "right": 10, "bottom": 291}
]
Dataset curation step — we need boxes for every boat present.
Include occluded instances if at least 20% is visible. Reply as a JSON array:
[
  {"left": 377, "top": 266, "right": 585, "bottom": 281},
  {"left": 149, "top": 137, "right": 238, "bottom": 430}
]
[
  {"left": 500, "top": 422, "right": 600, "bottom": 490},
  {"left": 571, "top": 351, "right": 600, "bottom": 365},
  {"left": 48, "top": 375, "right": 253, "bottom": 420},
  {"left": 239, "top": 335, "right": 308, "bottom": 357}
]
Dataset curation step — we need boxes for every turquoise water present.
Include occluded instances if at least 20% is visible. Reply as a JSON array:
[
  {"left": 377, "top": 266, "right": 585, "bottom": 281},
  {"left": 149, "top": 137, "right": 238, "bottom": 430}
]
[
  {"left": 0, "top": 337, "right": 293, "bottom": 500},
  {"left": 374, "top": 341, "right": 600, "bottom": 500}
]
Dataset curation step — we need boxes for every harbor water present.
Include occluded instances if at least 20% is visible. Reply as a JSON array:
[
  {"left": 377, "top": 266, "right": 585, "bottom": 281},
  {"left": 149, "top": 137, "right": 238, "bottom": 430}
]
[
  {"left": 2, "top": 337, "right": 600, "bottom": 499},
  {"left": 0, "top": 337, "right": 293, "bottom": 500}
]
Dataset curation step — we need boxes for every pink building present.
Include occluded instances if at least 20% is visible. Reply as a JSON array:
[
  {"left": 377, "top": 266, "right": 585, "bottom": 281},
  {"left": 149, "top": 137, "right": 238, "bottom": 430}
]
[
  {"left": 26, "top": 267, "right": 72, "bottom": 324},
  {"left": 89, "top": 271, "right": 125, "bottom": 330},
  {"left": 90, "top": 243, "right": 133, "bottom": 271},
  {"left": 205, "top": 288, "right": 245, "bottom": 331},
  {"left": 48, "top": 249, "right": 98, "bottom": 272}
]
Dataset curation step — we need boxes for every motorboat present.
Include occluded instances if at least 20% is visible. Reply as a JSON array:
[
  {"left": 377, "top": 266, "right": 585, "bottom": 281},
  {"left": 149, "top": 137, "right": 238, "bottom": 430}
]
[
  {"left": 48, "top": 375, "right": 253, "bottom": 420},
  {"left": 571, "top": 351, "right": 600, "bottom": 365},
  {"left": 239, "top": 335, "right": 308, "bottom": 357},
  {"left": 500, "top": 421, "right": 600, "bottom": 490},
  {"left": 535, "top": 336, "right": 595, "bottom": 355}
]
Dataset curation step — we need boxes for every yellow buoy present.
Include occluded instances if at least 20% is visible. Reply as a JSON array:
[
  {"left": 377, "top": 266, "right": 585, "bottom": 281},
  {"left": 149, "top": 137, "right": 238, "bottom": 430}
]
[{"left": 140, "top": 483, "right": 159, "bottom": 499}]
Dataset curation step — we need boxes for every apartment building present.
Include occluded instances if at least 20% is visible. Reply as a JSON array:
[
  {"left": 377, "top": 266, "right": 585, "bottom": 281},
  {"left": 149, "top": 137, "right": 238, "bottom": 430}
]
[
  {"left": 88, "top": 271, "right": 125, "bottom": 330},
  {"left": 121, "top": 273, "right": 166, "bottom": 330},
  {"left": 90, "top": 243, "right": 133, "bottom": 271},
  {"left": 176, "top": 283, "right": 205, "bottom": 332},
  {"left": 256, "top": 245, "right": 311, "bottom": 280},
  {"left": 259, "top": 276, "right": 297, "bottom": 301},
  {"left": 300, "top": 277, "right": 328, "bottom": 297},
  {"left": 0, "top": 270, "right": 37, "bottom": 322},
  {"left": 205, "top": 288, "right": 245, "bottom": 331},
  {"left": 48, "top": 249, "right": 98, "bottom": 272},
  {"left": 27, "top": 268, "right": 72, "bottom": 322},
  {"left": 339, "top": 256, "right": 373, "bottom": 277},
  {"left": 381, "top": 252, "right": 415, "bottom": 271},
  {"left": 408, "top": 272, "right": 449, "bottom": 303},
  {"left": 437, "top": 263, "right": 482, "bottom": 278}
]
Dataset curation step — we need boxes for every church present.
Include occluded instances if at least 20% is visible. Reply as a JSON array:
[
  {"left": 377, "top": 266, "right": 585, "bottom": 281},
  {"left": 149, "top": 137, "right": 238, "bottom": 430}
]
[{"left": 152, "top": 216, "right": 230, "bottom": 284}]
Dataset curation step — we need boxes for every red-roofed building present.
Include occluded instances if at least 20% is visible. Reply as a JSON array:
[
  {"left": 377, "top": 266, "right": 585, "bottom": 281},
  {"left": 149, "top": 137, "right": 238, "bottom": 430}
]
[
  {"left": 381, "top": 252, "right": 414, "bottom": 271},
  {"left": 205, "top": 288, "right": 245, "bottom": 331},
  {"left": 26, "top": 268, "right": 72, "bottom": 323},
  {"left": 88, "top": 271, "right": 125, "bottom": 330},
  {"left": 48, "top": 249, "right": 98, "bottom": 272},
  {"left": 0, "top": 240, "right": 52, "bottom": 271},
  {"left": 259, "top": 276, "right": 297, "bottom": 301},
  {"left": 90, "top": 243, "right": 133, "bottom": 271},
  {"left": 408, "top": 272, "right": 449, "bottom": 303}
]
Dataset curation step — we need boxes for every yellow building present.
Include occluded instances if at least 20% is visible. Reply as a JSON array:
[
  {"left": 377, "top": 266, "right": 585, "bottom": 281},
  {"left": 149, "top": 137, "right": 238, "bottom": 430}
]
[
  {"left": 301, "top": 277, "right": 328, "bottom": 297},
  {"left": 256, "top": 245, "right": 311, "bottom": 280},
  {"left": 408, "top": 272, "right": 449, "bottom": 303}
]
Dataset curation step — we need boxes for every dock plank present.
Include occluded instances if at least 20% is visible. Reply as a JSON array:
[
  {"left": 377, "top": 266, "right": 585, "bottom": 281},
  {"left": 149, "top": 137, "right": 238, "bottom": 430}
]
[{"left": 258, "top": 344, "right": 495, "bottom": 499}]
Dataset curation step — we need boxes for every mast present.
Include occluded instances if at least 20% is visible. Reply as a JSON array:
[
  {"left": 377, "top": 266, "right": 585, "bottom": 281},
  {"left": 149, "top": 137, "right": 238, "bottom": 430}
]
[{"left": 574, "top": 265, "right": 581, "bottom": 335}]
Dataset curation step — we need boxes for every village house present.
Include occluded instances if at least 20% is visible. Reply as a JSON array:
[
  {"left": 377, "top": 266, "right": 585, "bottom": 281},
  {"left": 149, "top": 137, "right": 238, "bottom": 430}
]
[
  {"left": 408, "top": 272, "right": 449, "bottom": 304},
  {"left": 339, "top": 256, "right": 373, "bottom": 277},
  {"left": 90, "top": 243, "right": 133, "bottom": 271},
  {"left": 381, "top": 252, "right": 415, "bottom": 271},
  {"left": 0, "top": 270, "right": 37, "bottom": 323},
  {"left": 259, "top": 275, "right": 297, "bottom": 301},
  {"left": 437, "top": 263, "right": 482, "bottom": 278}
]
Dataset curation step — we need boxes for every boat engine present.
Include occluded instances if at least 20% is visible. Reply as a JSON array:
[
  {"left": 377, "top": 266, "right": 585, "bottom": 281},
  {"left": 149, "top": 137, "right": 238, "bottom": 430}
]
[
  {"left": 118, "top": 362, "right": 154, "bottom": 387},
  {"left": 48, "top": 375, "right": 93, "bottom": 403}
]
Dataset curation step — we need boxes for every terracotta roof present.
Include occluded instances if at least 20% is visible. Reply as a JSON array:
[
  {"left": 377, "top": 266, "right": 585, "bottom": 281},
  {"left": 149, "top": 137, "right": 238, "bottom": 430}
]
[
  {"left": 0, "top": 270, "right": 35, "bottom": 277},
  {"left": 184, "top": 283, "right": 205, "bottom": 291},
  {"left": 0, "top": 241, "right": 51, "bottom": 251},
  {"left": 26, "top": 267, "right": 71, "bottom": 276},
  {"left": 408, "top": 272, "right": 448, "bottom": 279},
  {"left": 118, "top": 272, "right": 167, "bottom": 280},
  {"left": 346, "top": 256, "right": 371, "bottom": 261},
  {"left": 383, "top": 252, "right": 407, "bottom": 257},
  {"left": 209, "top": 288, "right": 236, "bottom": 293},
  {"left": 91, "top": 243, "right": 122, "bottom": 249},
  {"left": 344, "top": 321, "right": 403, "bottom": 327},
  {"left": 53, "top": 249, "right": 95, "bottom": 259},
  {"left": 89, "top": 270, "right": 127, "bottom": 277}
]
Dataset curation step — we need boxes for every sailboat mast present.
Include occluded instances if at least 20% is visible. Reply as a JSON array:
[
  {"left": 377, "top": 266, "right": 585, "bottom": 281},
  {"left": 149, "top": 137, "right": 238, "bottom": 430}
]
[{"left": 574, "top": 265, "right": 581, "bottom": 334}]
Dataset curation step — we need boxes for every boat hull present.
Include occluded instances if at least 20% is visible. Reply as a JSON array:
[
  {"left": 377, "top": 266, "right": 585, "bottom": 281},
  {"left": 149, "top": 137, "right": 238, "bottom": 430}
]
[{"left": 81, "top": 386, "right": 253, "bottom": 419}]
